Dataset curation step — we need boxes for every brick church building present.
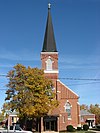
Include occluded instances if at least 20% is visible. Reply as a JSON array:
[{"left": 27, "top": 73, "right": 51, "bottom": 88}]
[{"left": 40, "top": 4, "right": 81, "bottom": 132}]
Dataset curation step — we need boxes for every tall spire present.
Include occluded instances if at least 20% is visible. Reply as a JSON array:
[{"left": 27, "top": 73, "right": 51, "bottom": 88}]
[{"left": 42, "top": 3, "right": 57, "bottom": 52}]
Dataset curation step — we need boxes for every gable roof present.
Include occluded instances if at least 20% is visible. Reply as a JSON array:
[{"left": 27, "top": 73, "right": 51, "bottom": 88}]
[
  {"left": 42, "top": 6, "right": 57, "bottom": 52},
  {"left": 80, "top": 109, "right": 95, "bottom": 116},
  {"left": 9, "top": 111, "right": 19, "bottom": 116}
]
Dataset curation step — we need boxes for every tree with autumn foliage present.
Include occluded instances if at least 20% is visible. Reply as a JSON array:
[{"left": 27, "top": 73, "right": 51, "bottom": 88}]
[
  {"left": 0, "top": 112, "right": 5, "bottom": 123},
  {"left": 89, "top": 104, "right": 100, "bottom": 125},
  {"left": 80, "top": 104, "right": 88, "bottom": 110},
  {"left": 3, "top": 64, "right": 58, "bottom": 119}
]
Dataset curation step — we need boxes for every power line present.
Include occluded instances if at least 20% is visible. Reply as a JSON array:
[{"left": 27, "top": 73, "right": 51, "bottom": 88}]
[
  {"left": 0, "top": 89, "right": 7, "bottom": 91},
  {"left": 0, "top": 81, "right": 100, "bottom": 91},
  {"left": 0, "top": 74, "right": 7, "bottom": 77},
  {"left": 59, "top": 77, "right": 100, "bottom": 81},
  {"left": 67, "top": 81, "right": 100, "bottom": 86},
  {"left": 0, "top": 74, "right": 100, "bottom": 81}
]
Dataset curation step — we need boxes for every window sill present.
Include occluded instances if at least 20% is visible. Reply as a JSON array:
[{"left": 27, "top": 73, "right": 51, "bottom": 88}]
[{"left": 68, "top": 118, "right": 72, "bottom": 120}]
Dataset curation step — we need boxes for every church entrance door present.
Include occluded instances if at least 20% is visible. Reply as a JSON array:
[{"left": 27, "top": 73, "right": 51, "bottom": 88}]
[{"left": 43, "top": 116, "right": 57, "bottom": 131}]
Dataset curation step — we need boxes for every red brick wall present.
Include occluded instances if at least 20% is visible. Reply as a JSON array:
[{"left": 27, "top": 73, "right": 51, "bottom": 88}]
[
  {"left": 51, "top": 80, "right": 80, "bottom": 130},
  {"left": 41, "top": 52, "right": 58, "bottom": 79},
  {"left": 41, "top": 52, "right": 58, "bottom": 70},
  {"left": 41, "top": 52, "right": 80, "bottom": 131}
]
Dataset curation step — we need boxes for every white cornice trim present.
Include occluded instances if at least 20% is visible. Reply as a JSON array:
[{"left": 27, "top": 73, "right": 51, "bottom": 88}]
[
  {"left": 41, "top": 52, "right": 58, "bottom": 54},
  {"left": 44, "top": 70, "right": 59, "bottom": 73},
  {"left": 57, "top": 79, "right": 79, "bottom": 97},
  {"left": 77, "top": 102, "right": 80, "bottom": 105},
  {"left": 9, "top": 114, "right": 17, "bottom": 116}
]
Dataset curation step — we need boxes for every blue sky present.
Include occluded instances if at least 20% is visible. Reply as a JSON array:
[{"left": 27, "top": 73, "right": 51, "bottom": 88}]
[{"left": 0, "top": 0, "right": 100, "bottom": 111}]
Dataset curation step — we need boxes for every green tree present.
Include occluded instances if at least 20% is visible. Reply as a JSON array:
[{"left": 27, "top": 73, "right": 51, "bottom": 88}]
[{"left": 4, "top": 64, "right": 58, "bottom": 118}]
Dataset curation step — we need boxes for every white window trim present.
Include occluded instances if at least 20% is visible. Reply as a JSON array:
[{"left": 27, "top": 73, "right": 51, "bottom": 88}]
[
  {"left": 65, "top": 102, "right": 72, "bottom": 119},
  {"left": 63, "top": 116, "right": 66, "bottom": 123},
  {"left": 46, "top": 57, "right": 54, "bottom": 71},
  {"left": 44, "top": 70, "right": 59, "bottom": 73},
  {"left": 68, "top": 118, "right": 72, "bottom": 120}
]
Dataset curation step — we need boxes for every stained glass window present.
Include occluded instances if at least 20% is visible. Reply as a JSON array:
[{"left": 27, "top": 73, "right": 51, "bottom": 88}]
[{"left": 65, "top": 102, "right": 71, "bottom": 118}]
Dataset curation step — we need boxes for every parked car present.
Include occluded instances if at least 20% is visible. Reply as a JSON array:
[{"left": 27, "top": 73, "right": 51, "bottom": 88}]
[{"left": 0, "top": 124, "right": 33, "bottom": 133}]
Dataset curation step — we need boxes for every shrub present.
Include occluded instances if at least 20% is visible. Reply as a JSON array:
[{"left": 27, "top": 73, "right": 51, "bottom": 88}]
[
  {"left": 77, "top": 126, "right": 82, "bottom": 131},
  {"left": 97, "top": 124, "right": 100, "bottom": 129},
  {"left": 67, "top": 125, "right": 74, "bottom": 132},
  {"left": 83, "top": 124, "right": 89, "bottom": 131}
]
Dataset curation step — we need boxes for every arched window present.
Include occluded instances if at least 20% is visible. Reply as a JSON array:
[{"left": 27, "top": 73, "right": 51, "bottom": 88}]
[
  {"left": 65, "top": 102, "right": 71, "bottom": 119},
  {"left": 46, "top": 57, "right": 54, "bottom": 70}
]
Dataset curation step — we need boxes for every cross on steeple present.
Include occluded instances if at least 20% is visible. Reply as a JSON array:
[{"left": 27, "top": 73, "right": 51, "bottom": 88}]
[
  {"left": 48, "top": 3, "right": 51, "bottom": 9},
  {"left": 41, "top": 3, "right": 58, "bottom": 79}
]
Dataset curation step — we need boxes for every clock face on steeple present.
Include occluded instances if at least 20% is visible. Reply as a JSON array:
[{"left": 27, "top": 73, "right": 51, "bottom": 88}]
[{"left": 46, "top": 56, "right": 54, "bottom": 71}]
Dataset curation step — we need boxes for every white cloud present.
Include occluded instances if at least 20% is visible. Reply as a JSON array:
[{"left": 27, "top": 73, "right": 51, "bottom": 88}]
[
  {"left": 0, "top": 48, "right": 40, "bottom": 61},
  {"left": 59, "top": 54, "right": 100, "bottom": 70}
]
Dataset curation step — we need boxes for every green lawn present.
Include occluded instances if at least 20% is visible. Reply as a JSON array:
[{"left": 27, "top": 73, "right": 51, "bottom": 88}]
[
  {"left": 33, "top": 130, "right": 97, "bottom": 133},
  {"left": 60, "top": 131, "right": 96, "bottom": 133}
]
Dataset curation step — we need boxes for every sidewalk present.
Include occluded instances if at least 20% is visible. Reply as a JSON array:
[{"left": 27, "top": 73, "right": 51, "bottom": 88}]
[{"left": 41, "top": 131, "right": 59, "bottom": 133}]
